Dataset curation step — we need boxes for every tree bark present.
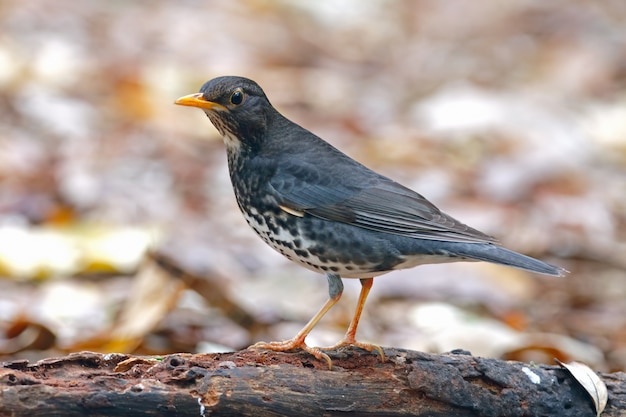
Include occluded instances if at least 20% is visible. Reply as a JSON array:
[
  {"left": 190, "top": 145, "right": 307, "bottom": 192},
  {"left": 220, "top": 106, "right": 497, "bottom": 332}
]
[{"left": 1, "top": 348, "right": 623, "bottom": 416}]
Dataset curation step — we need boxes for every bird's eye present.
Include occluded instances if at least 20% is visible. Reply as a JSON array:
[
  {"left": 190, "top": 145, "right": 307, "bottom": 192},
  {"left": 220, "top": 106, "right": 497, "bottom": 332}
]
[{"left": 230, "top": 89, "right": 244, "bottom": 106}]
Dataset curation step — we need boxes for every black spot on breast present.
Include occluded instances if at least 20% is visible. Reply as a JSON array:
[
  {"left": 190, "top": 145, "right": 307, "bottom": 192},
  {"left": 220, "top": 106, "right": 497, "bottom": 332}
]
[
  {"left": 309, "top": 246, "right": 326, "bottom": 257},
  {"left": 267, "top": 222, "right": 279, "bottom": 234}
]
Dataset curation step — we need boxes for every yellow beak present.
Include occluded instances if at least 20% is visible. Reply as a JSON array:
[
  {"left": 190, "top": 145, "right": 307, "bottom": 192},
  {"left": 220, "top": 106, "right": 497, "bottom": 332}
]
[{"left": 174, "top": 93, "right": 227, "bottom": 111}]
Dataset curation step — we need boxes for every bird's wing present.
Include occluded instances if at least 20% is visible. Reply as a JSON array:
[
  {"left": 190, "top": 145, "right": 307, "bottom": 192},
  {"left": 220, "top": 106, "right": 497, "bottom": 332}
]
[{"left": 267, "top": 160, "right": 498, "bottom": 244}]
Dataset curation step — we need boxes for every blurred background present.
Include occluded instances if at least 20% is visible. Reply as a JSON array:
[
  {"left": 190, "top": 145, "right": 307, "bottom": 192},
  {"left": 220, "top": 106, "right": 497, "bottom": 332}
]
[{"left": 1, "top": 0, "right": 625, "bottom": 371}]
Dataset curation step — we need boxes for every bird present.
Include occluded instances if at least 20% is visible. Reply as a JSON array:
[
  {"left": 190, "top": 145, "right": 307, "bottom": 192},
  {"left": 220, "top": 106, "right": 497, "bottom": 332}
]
[{"left": 175, "top": 76, "right": 567, "bottom": 369}]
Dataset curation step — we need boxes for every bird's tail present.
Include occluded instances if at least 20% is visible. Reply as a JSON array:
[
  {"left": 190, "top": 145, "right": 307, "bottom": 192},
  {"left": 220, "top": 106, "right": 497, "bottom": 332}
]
[{"left": 457, "top": 244, "right": 567, "bottom": 277}]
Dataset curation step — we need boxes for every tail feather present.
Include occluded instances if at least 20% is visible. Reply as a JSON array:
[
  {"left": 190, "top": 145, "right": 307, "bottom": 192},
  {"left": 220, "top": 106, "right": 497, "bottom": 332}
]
[{"left": 458, "top": 244, "right": 567, "bottom": 277}]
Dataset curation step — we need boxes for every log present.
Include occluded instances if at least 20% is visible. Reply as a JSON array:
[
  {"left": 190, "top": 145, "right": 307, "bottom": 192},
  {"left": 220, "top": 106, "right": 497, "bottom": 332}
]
[{"left": 1, "top": 348, "right": 623, "bottom": 416}]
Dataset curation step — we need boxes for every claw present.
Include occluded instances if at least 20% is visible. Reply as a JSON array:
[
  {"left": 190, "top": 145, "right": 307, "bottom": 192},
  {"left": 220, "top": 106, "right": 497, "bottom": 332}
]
[
  {"left": 323, "top": 339, "right": 386, "bottom": 362},
  {"left": 250, "top": 338, "right": 333, "bottom": 369}
]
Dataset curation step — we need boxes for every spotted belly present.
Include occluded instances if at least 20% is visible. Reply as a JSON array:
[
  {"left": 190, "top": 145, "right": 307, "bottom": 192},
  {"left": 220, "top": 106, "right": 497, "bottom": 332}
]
[{"left": 240, "top": 207, "right": 390, "bottom": 278}]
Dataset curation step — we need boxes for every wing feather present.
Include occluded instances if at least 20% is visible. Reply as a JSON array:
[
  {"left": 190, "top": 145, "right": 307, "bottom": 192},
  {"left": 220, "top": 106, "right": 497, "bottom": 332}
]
[{"left": 267, "top": 159, "right": 497, "bottom": 244}]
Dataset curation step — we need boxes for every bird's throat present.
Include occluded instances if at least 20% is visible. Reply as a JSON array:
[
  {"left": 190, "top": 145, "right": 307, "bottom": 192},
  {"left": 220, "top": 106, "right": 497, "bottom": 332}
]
[
  {"left": 206, "top": 112, "right": 242, "bottom": 152},
  {"left": 222, "top": 130, "right": 242, "bottom": 152}
]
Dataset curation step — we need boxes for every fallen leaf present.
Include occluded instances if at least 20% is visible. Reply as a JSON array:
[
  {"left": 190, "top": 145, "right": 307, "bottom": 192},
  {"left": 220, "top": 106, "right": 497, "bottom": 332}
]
[{"left": 556, "top": 359, "right": 608, "bottom": 417}]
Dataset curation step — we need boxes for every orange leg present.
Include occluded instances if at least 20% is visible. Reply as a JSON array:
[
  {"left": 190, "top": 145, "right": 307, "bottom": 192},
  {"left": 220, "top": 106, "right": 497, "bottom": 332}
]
[
  {"left": 250, "top": 273, "right": 344, "bottom": 369},
  {"left": 324, "top": 278, "right": 385, "bottom": 361}
]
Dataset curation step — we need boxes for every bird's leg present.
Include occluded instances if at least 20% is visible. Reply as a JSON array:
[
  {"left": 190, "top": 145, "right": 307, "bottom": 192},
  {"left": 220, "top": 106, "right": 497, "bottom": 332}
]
[
  {"left": 250, "top": 273, "right": 344, "bottom": 369},
  {"left": 323, "top": 278, "right": 385, "bottom": 361}
]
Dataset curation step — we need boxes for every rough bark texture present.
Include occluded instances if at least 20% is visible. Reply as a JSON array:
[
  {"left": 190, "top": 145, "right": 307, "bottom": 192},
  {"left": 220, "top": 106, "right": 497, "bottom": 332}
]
[{"left": 1, "top": 348, "right": 623, "bottom": 416}]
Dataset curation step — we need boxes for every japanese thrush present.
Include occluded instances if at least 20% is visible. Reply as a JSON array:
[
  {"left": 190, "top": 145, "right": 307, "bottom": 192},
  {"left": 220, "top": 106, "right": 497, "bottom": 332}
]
[{"left": 175, "top": 76, "right": 566, "bottom": 368}]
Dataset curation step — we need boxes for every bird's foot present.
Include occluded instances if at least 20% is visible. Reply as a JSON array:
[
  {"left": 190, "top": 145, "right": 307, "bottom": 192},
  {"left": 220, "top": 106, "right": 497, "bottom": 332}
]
[
  {"left": 250, "top": 338, "right": 333, "bottom": 369},
  {"left": 323, "top": 338, "right": 386, "bottom": 362}
]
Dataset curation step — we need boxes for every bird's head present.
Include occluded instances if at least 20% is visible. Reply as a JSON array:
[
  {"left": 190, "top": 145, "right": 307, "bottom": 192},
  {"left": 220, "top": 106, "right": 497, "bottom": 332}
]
[{"left": 175, "top": 76, "right": 273, "bottom": 151}]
